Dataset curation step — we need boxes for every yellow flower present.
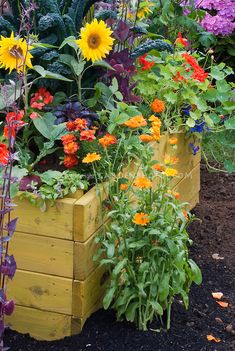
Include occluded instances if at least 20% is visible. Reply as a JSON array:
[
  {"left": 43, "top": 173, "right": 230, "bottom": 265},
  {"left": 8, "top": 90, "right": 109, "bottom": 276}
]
[
  {"left": 134, "top": 176, "right": 152, "bottom": 189},
  {"left": 165, "top": 168, "right": 178, "bottom": 177},
  {"left": 76, "top": 19, "right": 114, "bottom": 62},
  {"left": 0, "top": 32, "right": 33, "bottom": 72},
  {"left": 149, "top": 115, "right": 161, "bottom": 128},
  {"left": 137, "top": 5, "right": 152, "bottom": 19},
  {"left": 133, "top": 212, "right": 150, "bottom": 226},
  {"left": 82, "top": 152, "right": 101, "bottom": 163}
]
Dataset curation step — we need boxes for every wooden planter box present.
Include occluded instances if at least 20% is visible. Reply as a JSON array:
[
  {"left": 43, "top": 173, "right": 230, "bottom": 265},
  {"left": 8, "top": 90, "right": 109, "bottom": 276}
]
[{"left": 6, "top": 133, "right": 201, "bottom": 340}]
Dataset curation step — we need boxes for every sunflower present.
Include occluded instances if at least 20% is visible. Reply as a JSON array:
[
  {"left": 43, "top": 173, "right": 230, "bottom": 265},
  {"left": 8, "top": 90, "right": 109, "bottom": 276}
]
[
  {"left": 76, "top": 19, "right": 114, "bottom": 63},
  {"left": 0, "top": 32, "right": 33, "bottom": 73}
]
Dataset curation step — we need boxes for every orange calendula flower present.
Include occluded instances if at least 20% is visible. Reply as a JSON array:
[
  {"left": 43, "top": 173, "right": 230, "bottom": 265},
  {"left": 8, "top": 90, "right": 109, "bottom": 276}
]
[
  {"left": 164, "top": 155, "right": 178, "bottom": 165},
  {"left": 169, "top": 137, "right": 178, "bottom": 145},
  {"left": 183, "top": 210, "right": 188, "bottom": 221},
  {"left": 82, "top": 152, "right": 101, "bottom": 163},
  {"left": 64, "top": 155, "right": 78, "bottom": 168},
  {"left": 149, "top": 115, "right": 161, "bottom": 127},
  {"left": 134, "top": 176, "right": 152, "bottom": 189},
  {"left": 133, "top": 212, "right": 150, "bottom": 226},
  {"left": 99, "top": 133, "right": 117, "bottom": 149},
  {"left": 123, "top": 115, "right": 147, "bottom": 129},
  {"left": 63, "top": 141, "right": 79, "bottom": 155},
  {"left": 120, "top": 183, "right": 128, "bottom": 191},
  {"left": 150, "top": 126, "right": 161, "bottom": 141},
  {"left": 165, "top": 168, "right": 178, "bottom": 177},
  {"left": 174, "top": 192, "right": 180, "bottom": 200},
  {"left": 151, "top": 99, "right": 165, "bottom": 113},
  {"left": 80, "top": 129, "right": 96, "bottom": 141},
  {"left": 153, "top": 163, "right": 165, "bottom": 172},
  {"left": 139, "top": 134, "right": 154, "bottom": 143}
]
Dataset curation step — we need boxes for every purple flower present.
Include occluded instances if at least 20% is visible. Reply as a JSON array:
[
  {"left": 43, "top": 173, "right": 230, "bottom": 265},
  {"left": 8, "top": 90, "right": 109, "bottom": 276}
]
[
  {"left": 189, "top": 142, "right": 200, "bottom": 155},
  {"left": 190, "top": 120, "right": 206, "bottom": 133}
]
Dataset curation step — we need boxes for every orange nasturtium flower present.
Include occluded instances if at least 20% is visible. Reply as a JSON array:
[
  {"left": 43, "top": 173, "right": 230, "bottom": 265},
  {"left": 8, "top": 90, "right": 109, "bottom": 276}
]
[
  {"left": 164, "top": 168, "right": 178, "bottom": 177},
  {"left": 150, "top": 99, "right": 165, "bottom": 113},
  {"left": 133, "top": 212, "right": 150, "bottom": 226},
  {"left": 139, "top": 134, "right": 154, "bottom": 143},
  {"left": 134, "top": 176, "right": 153, "bottom": 189},
  {"left": 123, "top": 115, "right": 147, "bottom": 129},
  {"left": 99, "top": 133, "right": 117, "bottom": 149},
  {"left": 82, "top": 152, "right": 101, "bottom": 163}
]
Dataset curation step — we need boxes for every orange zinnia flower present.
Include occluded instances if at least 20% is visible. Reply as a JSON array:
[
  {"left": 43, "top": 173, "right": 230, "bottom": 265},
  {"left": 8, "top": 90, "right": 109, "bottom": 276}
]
[
  {"left": 134, "top": 176, "right": 152, "bottom": 189},
  {"left": 139, "top": 134, "right": 154, "bottom": 143},
  {"left": 133, "top": 212, "right": 150, "bottom": 226},
  {"left": 99, "top": 133, "right": 117, "bottom": 149},
  {"left": 169, "top": 137, "right": 178, "bottom": 145},
  {"left": 82, "top": 152, "right": 101, "bottom": 163},
  {"left": 63, "top": 141, "right": 79, "bottom": 155},
  {"left": 63, "top": 155, "right": 78, "bottom": 168},
  {"left": 151, "top": 99, "right": 165, "bottom": 113},
  {"left": 123, "top": 115, "right": 147, "bottom": 129},
  {"left": 80, "top": 129, "right": 96, "bottom": 141}
]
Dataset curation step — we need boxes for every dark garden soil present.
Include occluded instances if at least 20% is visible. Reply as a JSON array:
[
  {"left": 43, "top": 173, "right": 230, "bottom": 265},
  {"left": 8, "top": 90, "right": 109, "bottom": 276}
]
[{"left": 5, "top": 164, "right": 235, "bottom": 351}]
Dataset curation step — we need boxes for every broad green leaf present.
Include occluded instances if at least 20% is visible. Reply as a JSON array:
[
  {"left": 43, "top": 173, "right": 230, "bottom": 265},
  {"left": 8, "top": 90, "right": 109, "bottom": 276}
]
[
  {"left": 224, "top": 160, "right": 234, "bottom": 174},
  {"left": 223, "top": 101, "right": 235, "bottom": 112},
  {"left": 188, "top": 259, "right": 202, "bottom": 285},
  {"left": 158, "top": 274, "right": 170, "bottom": 302},
  {"left": 125, "top": 302, "right": 139, "bottom": 322},
  {"left": 93, "top": 60, "right": 115, "bottom": 71},
  {"left": 34, "top": 65, "right": 72, "bottom": 82},
  {"left": 186, "top": 118, "right": 196, "bottom": 128},
  {"left": 59, "top": 36, "right": 77, "bottom": 50},
  {"left": 70, "top": 61, "right": 85, "bottom": 77},
  {"left": 210, "top": 67, "right": 225, "bottom": 80},
  {"left": 225, "top": 116, "right": 235, "bottom": 130},
  {"left": 149, "top": 300, "right": 163, "bottom": 315},
  {"left": 103, "top": 286, "right": 116, "bottom": 310},
  {"left": 113, "top": 258, "right": 127, "bottom": 276},
  {"left": 33, "top": 113, "right": 55, "bottom": 139}
]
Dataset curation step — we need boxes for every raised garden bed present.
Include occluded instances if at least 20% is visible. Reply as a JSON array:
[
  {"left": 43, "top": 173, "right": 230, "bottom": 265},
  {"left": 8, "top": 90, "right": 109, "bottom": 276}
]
[{"left": 6, "top": 133, "right": 201, "bottom": 340}]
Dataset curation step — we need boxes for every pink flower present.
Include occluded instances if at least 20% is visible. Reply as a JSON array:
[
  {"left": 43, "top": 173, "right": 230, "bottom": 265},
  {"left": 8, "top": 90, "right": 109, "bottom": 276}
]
[{"left": 30, "top": 112, "right": 39, "bottom": 120}]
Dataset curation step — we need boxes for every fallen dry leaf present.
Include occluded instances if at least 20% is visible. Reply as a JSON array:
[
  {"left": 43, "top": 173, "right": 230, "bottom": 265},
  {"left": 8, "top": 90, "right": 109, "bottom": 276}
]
[
  {"left": 212, "top": 292, "right": 223, "bottom": 300},
  {"left": 207, "top": 334, "right": 221, "bottom": 343},
  {"left": 216, "top": 301, "right": 229, "bottom": 308},
  {"left": 212, "top": 253, "right": 224, "bottom": 260}
]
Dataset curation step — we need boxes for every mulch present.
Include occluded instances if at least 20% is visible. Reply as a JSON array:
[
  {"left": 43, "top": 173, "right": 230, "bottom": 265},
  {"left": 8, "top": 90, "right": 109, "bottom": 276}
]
[{"left": 4, "top": 164, "right": 235, "bottom": 351}]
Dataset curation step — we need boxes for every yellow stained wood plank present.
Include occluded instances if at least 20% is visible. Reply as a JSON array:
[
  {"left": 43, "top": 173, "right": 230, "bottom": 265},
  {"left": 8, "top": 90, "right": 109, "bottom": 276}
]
[
  {"left": 13, "top": 197, "right": 77, "bottom": 240},
  {"left": 9, "top": 232, "right": 74, "bottom": 278},
  {"left": 73, "top": 185, "right": 108, "bottom": 242},
  {"left": 7, "top": 270, "right": 73, "bottom": 315},
  {"left": 172, "top": 163, "right": 200, "bottom": 203},
  {"left": 187, "top": 192, "right": 200, "bottom": 211},
  {"left": 6, "top": 305, "right": 71, "bottom": 341},
  {"left": 73, "top": 265, "right": 108, "bottom": 317}
]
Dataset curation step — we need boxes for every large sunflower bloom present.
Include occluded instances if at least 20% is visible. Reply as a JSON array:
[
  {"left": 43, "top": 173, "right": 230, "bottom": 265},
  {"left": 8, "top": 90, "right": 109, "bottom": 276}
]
[
  {"left": 0, "top": 32, "right": 33, "bottom": 73},
  {"left": 76, "top": 19, "right": 114, "bottom": 62}
]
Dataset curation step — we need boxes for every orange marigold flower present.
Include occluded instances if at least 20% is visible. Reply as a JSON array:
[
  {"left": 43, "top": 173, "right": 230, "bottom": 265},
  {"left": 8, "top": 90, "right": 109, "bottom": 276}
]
[
  {"left": 165, "top": 168, "right": 178, "bottom": 177},
  {"left": 80, "top": 129, "right": 96, "bottom": 141},
  {"left": 150, "top": 125, "right": 161, "bottom": 141},
  {"left": 61, "top": 134, "right": 77, "bottom": 145},
  {"left": 99, "top": 133, "right": 117, "bottom": 149},
  {"left": 134, "top": 176, "right": 152, "bottom": 189},
  {"left": 0, "top": 142, "right": 9, "bottom": 166},
  {"left": 120, "top": 183, "right": 128, "bottom": 191},
  {"left": 74, "top": 118, "right": 87, "bottom": 131},
  {"left": 123, "top": 115, "right": 147, "bottom": 129},
  {"left": 133, "top": 212, "right": 150, "bottom": 226},
  {"left": 169, "top": 137, "right": 178, "bottom": 145},
  {"left": 63, "top": 155, "right": 78, "bottom": 168},
  {"left": 63, "top": 141, "right": 79, "bottom": 155},
  {"left": 139, "top": 134, "right": 154, "bottom": 143},
  {"left": 151, "top": 99, "right": 165, "bottom": 113},
  {"left": 175, "top": 32, "right": 188, "bottom": 47},
  {"left": 149, "top": 115, "right": 161, "bottom": 128},
  {"left": 82, "top": 152, "right": 101, "bottom": 163},
  {"left": 66, "top": 121, "right": 76, "bottom": 131}
]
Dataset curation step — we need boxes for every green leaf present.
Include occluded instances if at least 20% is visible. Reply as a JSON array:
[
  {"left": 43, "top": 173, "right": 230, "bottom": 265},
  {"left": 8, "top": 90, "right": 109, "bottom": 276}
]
[
  {"left": 223, "top": 101, "right": 235, "bottom": 112},
  {"left": 188, "top": 259, "right": 202, "bottom": 285},
  {"left": 186, "top": 118, "right": 196, "bottom": 128},
  {"left": 224, "top": 160, "right": 234, "bottom": 174},
  {"left": 110, "top": 78, "right": 119, "bottom": 94},
  {"left": 149, "top": 300, "right": 163, "bottom": 315},
  {"left": 103, "top": 286, "right": 116, "bottom": 310},
  {"left": 71, "top": 61, "right": 85, "bottom": 77},
  {"left": 33, "top": 113, "right": 55, "bottom": 139},
  {"left": 158, "top": 274, "right": 170, "bottom": 302},
  {"left": 125, "top": 302, "right": 139, "bottom": 322},
  {"left": 59, "top": 36, "right": 77, "bottom": 50},
  {"left": 210, "top": 67, "right": 225, "bottom": 80},
  {"left": 113, "top": 258, "right": 128, "bottom": 276},
  {"left": 216, "top": 80, "right": 231, "bottom": 93},
  {"left": 225, "top": 117, "right": 235, "bottom": 130},
  {"left": 34, "top": 65, "right": 72, "bottom": 82},
  {"left": 93, "top": 60, "right": 115, "bottom": 71}
]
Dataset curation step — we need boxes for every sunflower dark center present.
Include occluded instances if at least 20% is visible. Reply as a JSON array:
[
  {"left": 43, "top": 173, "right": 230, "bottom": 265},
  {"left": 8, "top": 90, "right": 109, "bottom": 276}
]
[
  {"left": 9, "top": 45, "right": 23, "bottom": 59},
  {"left": 88, "top": 34, "right": 101, "bottom": 49}
]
